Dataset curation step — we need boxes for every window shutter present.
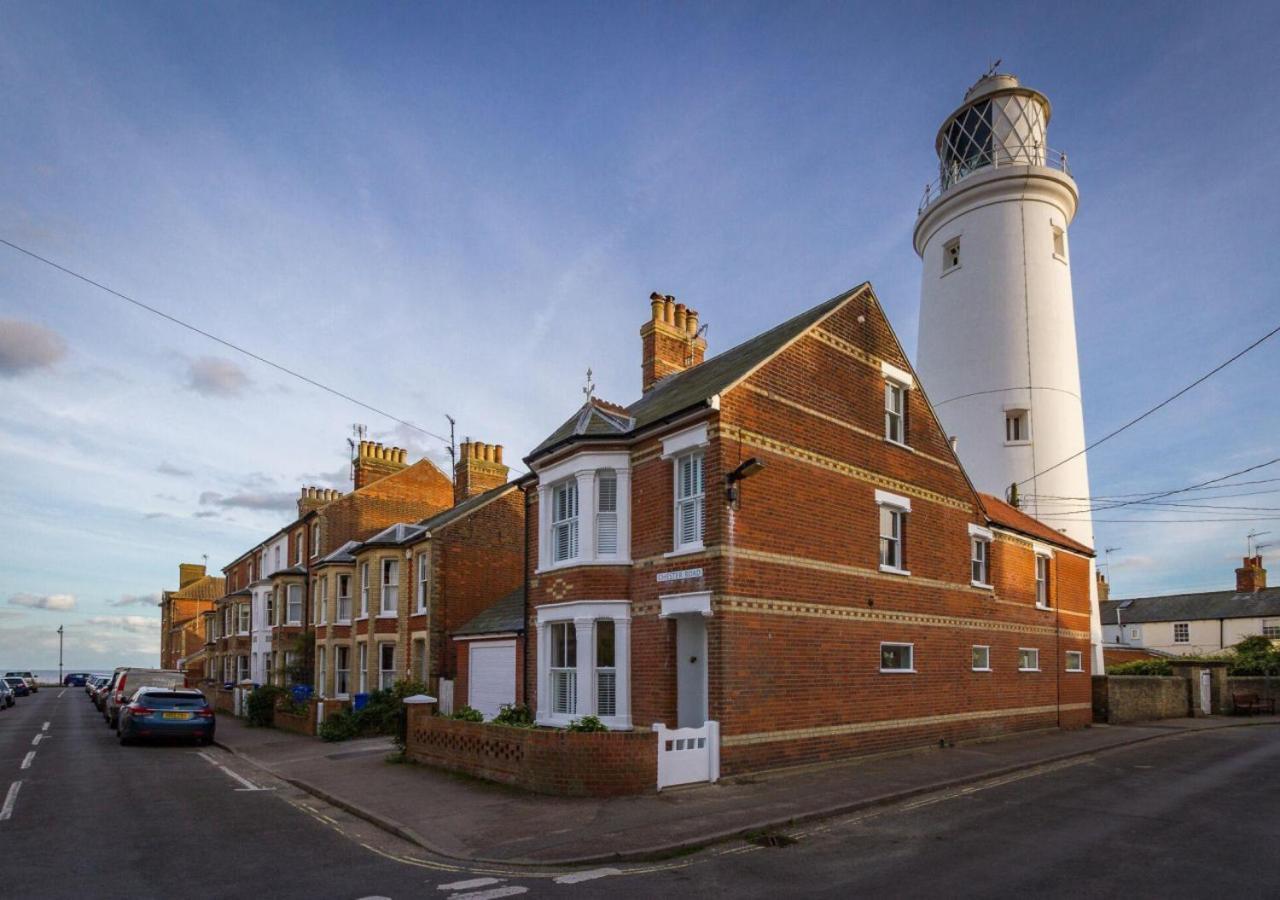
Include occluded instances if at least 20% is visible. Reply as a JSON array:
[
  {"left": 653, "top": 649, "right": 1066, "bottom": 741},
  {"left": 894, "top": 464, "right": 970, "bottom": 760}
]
[
  {"left": 597, "top": 472, "right": 618, "bottom": 555},
  {"left": 596, "top": 671, "right": 616, "bottom": 717}
]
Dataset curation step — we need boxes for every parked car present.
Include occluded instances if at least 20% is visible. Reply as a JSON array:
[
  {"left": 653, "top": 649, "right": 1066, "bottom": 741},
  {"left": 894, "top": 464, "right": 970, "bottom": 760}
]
[
  {"left": 118, "top": 688, "right": 214, "bottom": 746},
  {"left": 105, "top": 668, "right": 187, "bottom": 729},
  {"left": 4, "top": 677, "right": 31, "bottom": 698},
  {"left": 64, "top": 673, "right": 90, "bottom": 687},
  {"left": 91, "top": 677, "right": 112, "bottom": 711},
  {"left": 0, "top": 680, "right": 14, "bottom": 708},
  {"left": 88, "top": 675, "right": 110, "bottom": 698},
  {"left": 4, "top": 671, "right": 37, "bottom": 693}
]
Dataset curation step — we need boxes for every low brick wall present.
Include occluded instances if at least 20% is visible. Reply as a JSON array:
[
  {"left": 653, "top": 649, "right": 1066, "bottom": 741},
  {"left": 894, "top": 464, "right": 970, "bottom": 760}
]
[
  {"left": 213, "top": 689, "right": 235, "bottom": 714},
  {"left": 274, "top": 701, "right": 317, "bottom": 737},
  {"left": 1092, "top": 675, "right": 1189, "bottom": 724},
  {"left": 405, "top": 707, "right": 657, "bottom": 797},
  {"left": 1227, "top": 676, "right": 1280, "bottom": 712}
]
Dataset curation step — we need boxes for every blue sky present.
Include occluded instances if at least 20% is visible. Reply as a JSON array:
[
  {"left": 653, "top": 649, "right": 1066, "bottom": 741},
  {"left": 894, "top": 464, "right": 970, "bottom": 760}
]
[{"left": 2, "top": 2, "right": 1278, "bottom": 669}]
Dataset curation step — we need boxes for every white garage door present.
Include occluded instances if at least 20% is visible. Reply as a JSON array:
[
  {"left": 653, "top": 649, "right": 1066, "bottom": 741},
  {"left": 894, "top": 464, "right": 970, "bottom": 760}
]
[{"left": 468, "top": 640, "right": 516, "bottom": 720}]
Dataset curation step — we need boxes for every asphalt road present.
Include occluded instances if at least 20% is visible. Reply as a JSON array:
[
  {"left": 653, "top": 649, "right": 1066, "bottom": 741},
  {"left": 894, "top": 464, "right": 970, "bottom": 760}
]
[{"left": 2, "top": 690, "right": 1277, "bottom": 899}]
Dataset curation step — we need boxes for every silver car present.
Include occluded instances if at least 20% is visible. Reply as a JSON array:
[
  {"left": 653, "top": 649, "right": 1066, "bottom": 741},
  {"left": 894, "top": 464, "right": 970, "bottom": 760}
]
[{"left": 104, "top": 668, "right": 187, "bottom": 729}]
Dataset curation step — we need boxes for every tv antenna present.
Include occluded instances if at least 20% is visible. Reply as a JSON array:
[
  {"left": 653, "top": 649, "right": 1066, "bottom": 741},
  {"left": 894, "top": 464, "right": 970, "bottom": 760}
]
[{"left": 347, "top": 424, "right": 367, "bottom": 484}]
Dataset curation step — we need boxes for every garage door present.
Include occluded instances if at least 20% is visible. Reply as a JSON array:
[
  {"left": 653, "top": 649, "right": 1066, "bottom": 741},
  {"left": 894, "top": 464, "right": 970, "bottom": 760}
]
[{"left": 468, "top": 640, "right": 516, "bottom": 720}]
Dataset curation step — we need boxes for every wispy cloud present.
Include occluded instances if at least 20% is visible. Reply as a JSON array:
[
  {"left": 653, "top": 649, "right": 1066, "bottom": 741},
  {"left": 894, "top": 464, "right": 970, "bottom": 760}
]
[
  {"left": 0, "top": 319, "right": 67, "bottom": 377},
  {"left": 156, "top": 461, "right": 193, "bottom": 477},
  {"left": 108, "top": 592, "right": 160, "bottom": 608},
  {"left": 199, "top": 489, "right": 295, "bottom": 513},
  {"left": 8, "top": 592, "right": 76, "bottom": 611},
  {"left": 83, "top": 614, "right": 159, "bottom": 634},
  {"left": 186, "top": 356, "right": 249, "bottom": 396}
]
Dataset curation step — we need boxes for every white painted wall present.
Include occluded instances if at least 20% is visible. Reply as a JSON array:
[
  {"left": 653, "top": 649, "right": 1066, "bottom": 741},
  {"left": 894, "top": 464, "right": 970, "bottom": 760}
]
[{"left": 1105, "top": 617, "right": 1278, "bottom": 656}]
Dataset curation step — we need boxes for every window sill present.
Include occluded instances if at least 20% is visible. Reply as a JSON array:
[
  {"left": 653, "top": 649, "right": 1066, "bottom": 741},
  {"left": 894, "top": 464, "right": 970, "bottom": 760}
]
[
  {"left": 971, "top": 580, "right": 994, "bottom": 590},
  {"left": 1053, "top": 253, "right": 1069, "bottom": 265},
  {"left": 537, "top": 714, "right": 633, "bottom": 731},
  {"left": 879, "top": 565, "right": 911, "bottom": 577},
  {"left": 377, "top": 613, "right": 397, "bottom": 619},
  {"left": 972, "top": 667, "right": 992, "bottom": 673},
  {"left": 1066, "top": 669, "right": 1084, "bottom": 674},
  {"left": 336, "top": 619, "right": 352, "bottom": 626},
  {"left": 1004, "top": 439, "right": 1032, "bottom": 447},
  {"left": 879, "top": 668, "right": 917, "bottom": 674},
  {"left": 1034, "top": 604, "right": 1052, "bottom": 611},
  {"left": 1019, "top": 668, "right": 1041, "bottom": 673},
  {"left": 884, "top": 438, "right": 915, "bottom": 453},
  {"left": 535, "top": 558, "right": 633, "bottom": 575},
  {"left": 941, "top": 263, "right": 962, "bottom": 278},
  {"left": 664, "top": 545, "right": 705, "bottom": 559},
  {"left": 354, "top": 616, "right": 369, "bottom": 622}
]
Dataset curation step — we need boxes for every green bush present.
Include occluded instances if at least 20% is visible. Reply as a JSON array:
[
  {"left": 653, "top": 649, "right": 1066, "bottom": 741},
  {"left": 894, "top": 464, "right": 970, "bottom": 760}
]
[
  {"left": 245, "top": 685, "right": 287, "bottom": 727},
  {"left": 319, "top": 710, "right": 359, "bottom": 742},
  {"left": 1105, "top": 660, "right": 1173, "bottom": 676},
  {"left": 492, "top": 704, "right": 534, "bottom": 728},
  {"left": 1227, "top": 635, "right": 1280, "bottom": 676},
  {"left": 451, "top": 705, "right": 484, "bottom": 722},
  {"left": 566, "top": 715, "right": 607, "bottom": 733}
]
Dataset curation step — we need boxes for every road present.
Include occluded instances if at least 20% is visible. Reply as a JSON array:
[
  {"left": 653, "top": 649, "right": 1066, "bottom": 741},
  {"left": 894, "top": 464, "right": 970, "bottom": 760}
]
[{"left": 2, "top": 689, "right": 1277, "bottom": 898}]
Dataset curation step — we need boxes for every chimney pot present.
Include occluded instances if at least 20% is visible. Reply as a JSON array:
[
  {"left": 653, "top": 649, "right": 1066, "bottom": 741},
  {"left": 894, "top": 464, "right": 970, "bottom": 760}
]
[
  {"left": 650, "top": 293, "right": 664, "bottom": 321},
  {"left": 663, "top": 296, "right": 675, "bottom": 325},
  {"left": 674, "top": 303, "right": 687, "bottom": 331},
  {"left": 495, "top": 445, "right": 504, "bottom": 464},
  {"left": 686, "top": 308, "right": 699, "bottom": 335}
]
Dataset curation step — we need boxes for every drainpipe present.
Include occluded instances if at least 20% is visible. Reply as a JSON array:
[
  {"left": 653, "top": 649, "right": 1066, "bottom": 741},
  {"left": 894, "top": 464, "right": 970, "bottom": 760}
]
[{"left": 521, "top": 483, "right": 531, "bottom": 707}]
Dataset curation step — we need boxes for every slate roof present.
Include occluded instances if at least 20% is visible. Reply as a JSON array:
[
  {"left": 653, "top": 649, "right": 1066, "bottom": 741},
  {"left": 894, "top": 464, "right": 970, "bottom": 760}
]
[
  {"left": 317, "top": 540, "right": 361, "bottom": 565},
  {"left": 978, "top": 493, "right": 1094, "bottom": 556},
  {"left": 362, "top": 522, "right": 427, "bottom": 547},
  {"left": 1100, "top": 587, "right": 1280, "bottom": 625},
  {"left": 453, "top": 587, "right": 525, "bottom": 637},
  {"left": 528, "top": 285, "right": 868, "bottom": 460}
]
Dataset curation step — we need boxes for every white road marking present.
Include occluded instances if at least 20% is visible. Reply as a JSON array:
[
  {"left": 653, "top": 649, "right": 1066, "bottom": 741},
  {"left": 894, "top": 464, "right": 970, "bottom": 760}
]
[
  {"left": 448, "top": 887, "right": 527, "bottom": 900},
  {"left": 30, "top": 734, "right": 43, "bottom": 746},
  {"left": 58, "top": 690, "right": 65, "bottom": 698},
  {"left": 196, "top": 751, "right": 220, "bottom": 766},
  {"left": 439, "top": 878, "right": 503, "bottom": 891},
  {"left": 41, "top": 722, "right": 50, "bottom": 732},
  {"left": 0, "top": 781, "right": 20, "bottom": 821},
  {"left": 553, "top": 868, "right": 622, "bottom": 885},
  {"left": 20, "top": 752, "right": 35, "bottom": 770}
]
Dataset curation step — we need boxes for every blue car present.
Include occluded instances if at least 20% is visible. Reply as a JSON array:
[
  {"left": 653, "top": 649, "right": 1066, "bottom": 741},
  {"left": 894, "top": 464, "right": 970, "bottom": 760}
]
[
  {"left": 118, "top": 689, "right": 215, "bottom": 746},
  {"left": 64, "top": 673, "right": 89, "bottom": 687},
  {"left": 3, "top": 677, "right": 30, "bottom": 698}
]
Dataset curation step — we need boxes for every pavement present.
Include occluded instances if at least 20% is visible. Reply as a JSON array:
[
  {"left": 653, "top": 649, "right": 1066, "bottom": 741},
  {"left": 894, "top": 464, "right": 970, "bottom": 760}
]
[{"left": 212, "top": 710, "right": 1280, "bottom": 866}]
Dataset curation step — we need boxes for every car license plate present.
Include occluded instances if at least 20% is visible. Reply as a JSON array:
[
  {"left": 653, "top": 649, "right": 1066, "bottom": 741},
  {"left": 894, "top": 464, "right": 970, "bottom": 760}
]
[{"left": 162, "top": 712, "right": 192, "bottom": 720}]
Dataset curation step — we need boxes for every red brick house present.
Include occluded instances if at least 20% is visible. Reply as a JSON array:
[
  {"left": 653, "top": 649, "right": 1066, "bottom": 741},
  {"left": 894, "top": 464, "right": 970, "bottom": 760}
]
[
  {"left": 520, "top": 286, "right": 1094, "bottom": 779},
  {"left": 159, "top": 562, "right": 224, "bottom": 679}
]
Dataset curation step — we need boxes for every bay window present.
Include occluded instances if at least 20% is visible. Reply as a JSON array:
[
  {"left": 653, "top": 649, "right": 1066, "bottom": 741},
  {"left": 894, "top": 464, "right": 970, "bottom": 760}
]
[
  {"left": 337, "top": 574, "right": 351, "bottom": 622},
  {"left": 358, "top": 642, "right": 368, "bottom": 693},
  {"left": 286, "top": 583, "right": 303, "bottom": 625},
  {"left": 359, "top": 563, "right": 369, "bottom": 617},
  {"left": 596, "top": 471, "right": 618, "bottom": 556},
  {"left": 416, "top": 553, "right": 429, "bottom": 613},
  {"left": 316, "top": 647, "right": 327, "bottom": 696},
  {"left": 536, "top": 451, "right": 632, "bottom": 571},
  {"left": 536, "top": 600, "right": 631, "bottom": 729},
  {"left": 335, "top": 646, "right": 350, "bottom": 696},
  {"left": 380, "top": 559, "right": 399, "bottom": 616},
  {"left": 552, "top": 480, "right": 579, "bottom": 563}
]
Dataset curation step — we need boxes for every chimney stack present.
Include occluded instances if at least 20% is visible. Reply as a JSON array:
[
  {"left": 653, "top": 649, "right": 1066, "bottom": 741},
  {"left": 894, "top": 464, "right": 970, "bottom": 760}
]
[
  {"left": 454, "top": 438, "right": 509, "bottom": 505},
  {"left": 641, "top": 291, "right": 707, "bottom": 392},
  {"left": 178, "top": 563, "right": 206, "bottom": 589},
  {"left": 298, "top": 485, "right": 342, "bottom": 517},
  {"left": 1236, "top": 555, "right": 1267, "bottom": 593},
  {"left": 1095, "top": 570, "right": 1110, "bottom": 602},
  {"left": 353, "top": 441, "right": 410, "bottom": 490}
]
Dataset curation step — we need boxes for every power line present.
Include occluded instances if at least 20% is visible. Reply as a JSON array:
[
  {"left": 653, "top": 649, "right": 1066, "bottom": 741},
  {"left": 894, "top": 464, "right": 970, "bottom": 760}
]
[
  {"left": 1045, "top": 516, "right": 1280, "bottom": 524},
  {"left": 1028, "top": 478, "right": 1280, "bottom": 501},
  {"left": 1, "top": 236, "right": 457, "bottom": 447},
  {"left": 1016, "top": 321, "right": 1280, "bottom": 487},
  {"left": 1037, "top": 456, "right": 1280, "bottom": 517}
]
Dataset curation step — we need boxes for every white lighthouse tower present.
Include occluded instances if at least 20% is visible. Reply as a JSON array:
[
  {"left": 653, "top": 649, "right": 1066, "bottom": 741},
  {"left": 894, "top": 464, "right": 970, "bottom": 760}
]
[{"left": 913, "top": 71, "right": 1102, "bottom": 666}]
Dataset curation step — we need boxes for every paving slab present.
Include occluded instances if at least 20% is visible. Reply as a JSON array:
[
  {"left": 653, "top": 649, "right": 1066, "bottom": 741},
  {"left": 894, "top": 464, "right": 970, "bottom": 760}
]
[{"left": 213, "top": 712, "right": 1278, "bottom": 865}]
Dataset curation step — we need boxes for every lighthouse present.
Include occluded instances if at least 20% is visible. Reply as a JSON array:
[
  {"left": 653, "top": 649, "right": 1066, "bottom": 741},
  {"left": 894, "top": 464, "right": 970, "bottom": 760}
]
[{"left": 913, "top": 71, "right": 1102, "bottom": 666}]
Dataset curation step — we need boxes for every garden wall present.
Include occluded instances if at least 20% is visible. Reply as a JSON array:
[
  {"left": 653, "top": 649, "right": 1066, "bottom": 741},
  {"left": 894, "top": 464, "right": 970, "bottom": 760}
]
[
  {"left": 1227, "top": 676, "right": 1280, "bottom": 710},
  {"left": 405, "top": 706, "right": 656, "bottom": 797},
  {"left": 274, "top": 701, "right": 317, "bottom": 736},
  {"left": 1092, "top": 675, "right": 1189, "bottom": 724}
]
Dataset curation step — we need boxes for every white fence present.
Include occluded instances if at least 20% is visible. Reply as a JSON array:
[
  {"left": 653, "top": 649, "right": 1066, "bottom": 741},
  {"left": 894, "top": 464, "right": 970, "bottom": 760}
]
[
  {"left": 653, "top": 720, "right": 720, "bottom": 790},
  {"left": 437, "top": 678, "right": 454, "bottom": 716}
]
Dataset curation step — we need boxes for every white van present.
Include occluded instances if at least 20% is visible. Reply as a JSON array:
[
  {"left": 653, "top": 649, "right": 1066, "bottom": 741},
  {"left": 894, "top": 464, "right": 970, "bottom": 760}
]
[{"left": 105, "top": 668, "right": 186, "bottom": 729}]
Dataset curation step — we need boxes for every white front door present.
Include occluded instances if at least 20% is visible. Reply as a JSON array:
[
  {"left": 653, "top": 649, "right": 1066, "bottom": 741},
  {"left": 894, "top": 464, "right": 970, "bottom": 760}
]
[
  {"left": 469, "top": 640, "right": 516, "bottom": 720},
  {"left": 676, "top": 615, "right": 707, "bottom": 729}
]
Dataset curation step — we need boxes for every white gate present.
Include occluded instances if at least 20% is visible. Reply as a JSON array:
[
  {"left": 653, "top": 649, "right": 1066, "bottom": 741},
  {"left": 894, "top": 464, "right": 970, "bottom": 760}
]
[
  {"left": 654, "top": 720, "right": 720, "bottom": 790},
  {"left": 1199, "top": 669, "right": 1212, "bottom": 715},
  {"left": 437, "top": 678, "right": 455, "bottom": 716}
]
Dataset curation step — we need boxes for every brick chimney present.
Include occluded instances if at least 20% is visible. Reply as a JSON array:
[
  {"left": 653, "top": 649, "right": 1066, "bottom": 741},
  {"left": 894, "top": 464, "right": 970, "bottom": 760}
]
[
  {"left": 178, "top": 563, "right": 205, "bottom": 588},
  {"left": 1095, "top": 570, "right": 1110, "bottom": 602},
  {"left": 641, "top": 292, "right": 707, "bottom": 392},
  {"left": 455, "top": 440, "right": 508, "bottom": 505},
  {"left": 353, "top": 441, "right": 409, "bottom": 490},
  {"left": 297, "top": 486, "right": 342, "bottom": 517},
  {"left": 1236, "top": 555, "right": 1267, "bottom": 593}
]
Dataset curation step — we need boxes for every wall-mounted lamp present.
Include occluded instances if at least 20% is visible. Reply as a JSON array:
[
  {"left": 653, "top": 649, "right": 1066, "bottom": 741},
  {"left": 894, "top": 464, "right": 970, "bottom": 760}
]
[{"left": 725, "top": 457, "right": 765, "bottom": 508}]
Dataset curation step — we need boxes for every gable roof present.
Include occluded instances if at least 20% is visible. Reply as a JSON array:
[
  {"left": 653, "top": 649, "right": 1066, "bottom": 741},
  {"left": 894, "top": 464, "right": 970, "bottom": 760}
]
[
  {"left": 317, "top": 540, "right": 361, "bottom": 566},
  {"left": 1101, "top": 587, "right": 1280, "bottom": 625},
  {"left": 528, "top": 284, "right": 868, "bottom": 460},
  {"left": 415, "top": 482, "right": 518, "bottom": 534},
  {"left": 170, "top": 575, "right": 226, "bottom": 602},
  {"left": 453, "top": 587, "right": 525, "bottom": 637},
  {"left": 978, "top": 493, "right": 1094, "bottom": 556},
  {"left": 361, "top": 522, "right": 428, "bottom": 547}
]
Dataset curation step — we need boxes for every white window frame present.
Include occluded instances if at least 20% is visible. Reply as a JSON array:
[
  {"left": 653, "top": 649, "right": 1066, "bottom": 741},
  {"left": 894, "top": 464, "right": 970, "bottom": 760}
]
[
  {"left": 550, "top": 478, "right": 580, "bottom": 564},
  {"left": 596, "top": 470, "right": 619, "bottom": 558},
  {"left": 1173, "top": 622, "right": 1190, "bottom": 644},
  {"left": 316, "top": 646, "right": 327, "bottom": 697},
  {"left": 972, "top": 645, "right": 991, "bottom": 672},
  {"left": 237, "top": 602, "right": 250, "bottom": 635},
  {"left": 536, "top": 451, "right": 633, "bottom": 572},
  {"left": 286, "top": 583, "right": 303, "bottom": 626},
  {"left": 337, "top": 574, "right": 352, "bottom": 623},
  {"left": 357, "top": 642, "right": 368, "bottom": 694},
  {"left": 1262, "top": 620, "right": 1280, "bottom": 639},
  {"left": 416, "top": 553, "right": 428, "bottom": 614},
  {"left": 359, "top": 563, "right": 369, "bottom": 618},
  {"left": 310, "top": 522, "right": 320, "bottom": 558},
  {"left": 335, "top": 646, "right": 350, "bottom": 698},
  {"left": 942, "top": 235, "right": 961, "bottom": 274},
  {"left": 548, "top": 622, "right": 577, "bottom": 717},
  {"left": 1035, "top": 553, "right": 1051, "bottom": 609},
  {"left": 1005, "top": 408, "right": 1030, "bottom": 445},
  {"left": 294, "top": 531, "right": 303, "bottom": 566},
  {"left": 673, "top": 450, "right": 705, "bottom": 554},
  {"left": 535, "top": 600, "right": 631, "bottom": 729},
  {"left": 317, "top": 575, "right": 328, "bottom": 625},
  {"left": 1052, "top": 223, "right": 1067, "bottom": 262},
  {"left": 1065, "top": 650, "right": 1084, "bottom": 672},
  {"left": 884, "top": 380, "right": 906, "bottom": 445},
  {"left": 378, "top": 642, "right": 396, "bottom": 690},
  {"left": 1018, "top": 647, "right": 1041, "bottom": 672},
  {"left": 876, "top": 490, "right": 911, "bottom": 576},
  {"left": 879, "top": 642, "right": 915, "bottom": 673},
  {"left": 237, "top": 654, "right": 249, "bottom": 683},
  {"left": 969, "top": 523, "right": 993, "bottom": 588},
  {"left": 380, "top": 558, "right": 399, "bottom": 617}
]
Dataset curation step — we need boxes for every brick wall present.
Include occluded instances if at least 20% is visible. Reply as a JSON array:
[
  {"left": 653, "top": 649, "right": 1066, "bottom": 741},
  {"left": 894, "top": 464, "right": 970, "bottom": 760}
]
[
  {"left": 1091, "top": 675, "right": 1189, "bottom": 724},
  {"left": 405, "top": 705, "right": 656, "bottom": 796},
  {"left": 1226, "top": 676, "right": 1280, "bottom": 710}
]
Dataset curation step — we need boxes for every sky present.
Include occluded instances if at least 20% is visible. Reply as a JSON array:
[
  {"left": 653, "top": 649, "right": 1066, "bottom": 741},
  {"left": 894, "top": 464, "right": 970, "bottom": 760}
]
[{"left": 2, "top": 1, "right": 1279, "bottom": 670}]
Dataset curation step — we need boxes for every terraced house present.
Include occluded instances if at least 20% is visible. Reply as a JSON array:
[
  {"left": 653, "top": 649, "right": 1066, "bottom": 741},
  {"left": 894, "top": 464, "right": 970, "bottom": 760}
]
[
  {"left": 159, "top": 562, "right": 225, "bottom": 681},
  {"left": 519, "top": 287, "right": 1094, "bottom": 779}
]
